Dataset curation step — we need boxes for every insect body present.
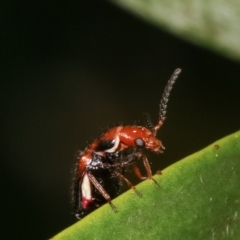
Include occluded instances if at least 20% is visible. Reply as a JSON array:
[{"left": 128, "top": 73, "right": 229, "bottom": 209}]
[{"left": 72, "top": 68, "right": 182, "bottom": 219}]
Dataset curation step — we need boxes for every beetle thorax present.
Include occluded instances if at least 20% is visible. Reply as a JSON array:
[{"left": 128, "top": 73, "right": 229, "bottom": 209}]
[{"left": 92, "top": 126, "right": 162, "bottom": 155}]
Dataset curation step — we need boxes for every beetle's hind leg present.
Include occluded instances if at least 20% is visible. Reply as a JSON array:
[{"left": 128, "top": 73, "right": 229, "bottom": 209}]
[{"left": 87, "top": 172, "right": 117, "bottom": 212}]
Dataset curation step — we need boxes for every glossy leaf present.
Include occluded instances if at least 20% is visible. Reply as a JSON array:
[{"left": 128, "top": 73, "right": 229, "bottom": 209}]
[{"left": 111, "top": 0, "right": 240, "bottom": 61}]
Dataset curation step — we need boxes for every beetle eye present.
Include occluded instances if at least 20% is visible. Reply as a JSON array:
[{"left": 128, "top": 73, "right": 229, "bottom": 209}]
[{"left": 134, "top": 138, "right": 145, "bottom": 148}]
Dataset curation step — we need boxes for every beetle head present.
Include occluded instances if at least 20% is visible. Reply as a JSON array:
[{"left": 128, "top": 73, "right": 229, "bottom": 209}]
[{"left": 118, "top": 126, "right": 164, "bottom": 153}]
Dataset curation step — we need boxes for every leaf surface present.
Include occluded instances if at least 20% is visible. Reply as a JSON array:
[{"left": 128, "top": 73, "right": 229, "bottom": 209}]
[
  {"left": 112, "top": 0, "right": 240, "bottom": 60},
  {"left": 52, "top": 130, "right": 240, "bottom": 239}
]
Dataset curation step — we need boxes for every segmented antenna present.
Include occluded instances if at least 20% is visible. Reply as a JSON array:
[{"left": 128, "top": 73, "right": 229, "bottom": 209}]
[
  {"left": 143, "top": 112, "right": 155, "bottom": 132},
  {"left": 153, "top": 68, "right": 181, "bottom": 136},
  {"left": 159, "top": 68, "right": 181, "bottom": 121}
]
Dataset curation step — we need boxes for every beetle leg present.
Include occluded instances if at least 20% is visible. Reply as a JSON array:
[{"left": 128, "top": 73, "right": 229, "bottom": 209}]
[
  {"left": 132, "top": 163, "right": 147, "bottom": 180},
  {"left": 114, "top": 171, "right": 142, "bottom": 197},
  {"left": 142, "top": 154, "right": 160, "bottom": 187},
  {"left": 87, "top": 172, "right": 117, "bottom": 212}
]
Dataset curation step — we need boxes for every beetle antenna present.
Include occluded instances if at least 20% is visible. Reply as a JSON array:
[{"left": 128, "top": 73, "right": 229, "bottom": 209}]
[
  {"left": 153, "top": 68, "right": 181, "bottom": 136},
  {"left": 143, "top": 112, "right": 155, "bottom": 131}
]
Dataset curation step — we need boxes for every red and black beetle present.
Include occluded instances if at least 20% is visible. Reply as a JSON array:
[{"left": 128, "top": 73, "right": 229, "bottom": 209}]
[{"left": 72, "top": 68, "right": 181, "bottom": 219}]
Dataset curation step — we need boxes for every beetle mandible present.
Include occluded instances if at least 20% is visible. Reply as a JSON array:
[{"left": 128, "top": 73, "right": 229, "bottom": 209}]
[{"left": 72, "top": 68, "right": 182, "bottom": 219}]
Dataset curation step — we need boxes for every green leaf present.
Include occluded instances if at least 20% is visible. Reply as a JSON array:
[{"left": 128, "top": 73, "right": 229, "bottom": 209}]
[
  {"left": 111, "top": 0, "right": 240, "bottom": 61},
  {"left": 52, "top": 130, "right": 240, "bottom": 239}
]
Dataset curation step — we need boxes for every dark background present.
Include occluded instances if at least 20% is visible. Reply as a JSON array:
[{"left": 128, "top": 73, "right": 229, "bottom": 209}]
[{"left": 1, "top": 1, "right": 240, "bottom": 239}]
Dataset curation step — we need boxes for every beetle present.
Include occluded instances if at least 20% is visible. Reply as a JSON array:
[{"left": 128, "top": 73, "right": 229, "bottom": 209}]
[{"left": 72, "top": 68, "right": 182, "bottom": 219}]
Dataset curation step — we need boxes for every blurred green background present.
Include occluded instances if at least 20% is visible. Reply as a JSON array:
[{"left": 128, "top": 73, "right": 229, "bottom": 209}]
[{"left": 1, "top": 1, "right": 240, "bottom": 239}]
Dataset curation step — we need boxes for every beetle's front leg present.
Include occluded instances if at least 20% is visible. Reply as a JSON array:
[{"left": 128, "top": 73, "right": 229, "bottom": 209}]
[
  {"left": 141, "top": 154, "right": 160, "bottom": 187},
  {"left": 124, "top": 152, "right": 160, "bottom": 187},
  {"left": 132, "top": 163, "right": 147, "bottom": 180}
]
